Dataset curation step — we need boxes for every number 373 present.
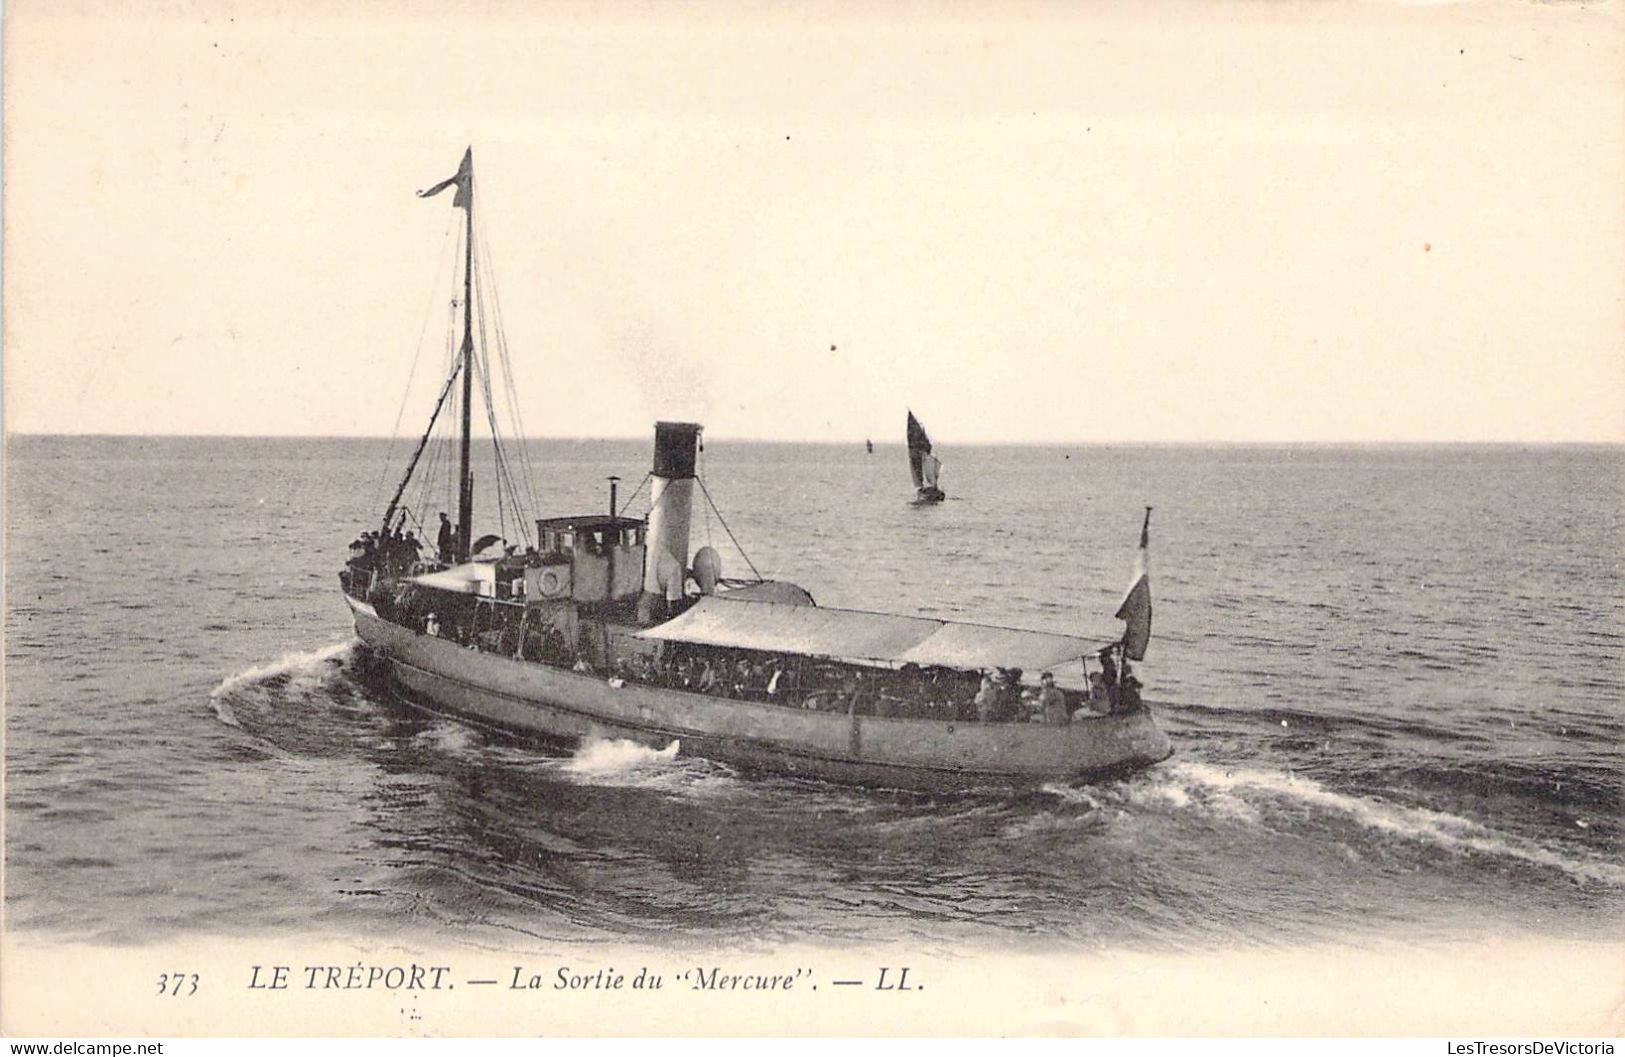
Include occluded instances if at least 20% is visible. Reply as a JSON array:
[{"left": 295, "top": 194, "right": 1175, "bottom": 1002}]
[{"left": 156, "top": 973, "right": 199, "bottom": 996}]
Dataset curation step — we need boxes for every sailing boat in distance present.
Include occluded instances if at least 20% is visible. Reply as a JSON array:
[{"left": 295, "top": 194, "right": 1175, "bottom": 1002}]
[{"left": 907, "top": 410, "right": 946, "bottom": 504}]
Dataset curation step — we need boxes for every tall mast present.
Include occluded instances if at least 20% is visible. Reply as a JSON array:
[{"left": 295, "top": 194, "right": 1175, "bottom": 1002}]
[
  {"left": 457, "top": 147, "right": 475, "bottom": 562},
  {"left": 405, "top": 147, "right": 477, "bottom": 556}
]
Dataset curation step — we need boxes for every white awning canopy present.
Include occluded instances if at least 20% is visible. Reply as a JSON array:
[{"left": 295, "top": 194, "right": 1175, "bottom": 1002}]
[
  {"left": 638, "top": 596, "right": 1105, "bottom": 679},
  {"left": 894, "top": 621, "right": 1096, "bottom": 673}
]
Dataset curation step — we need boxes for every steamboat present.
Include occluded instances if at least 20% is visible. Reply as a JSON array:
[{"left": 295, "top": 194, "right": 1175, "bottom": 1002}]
[{"left": 341, "top": 149, "right": 1171, "bottom": 791}]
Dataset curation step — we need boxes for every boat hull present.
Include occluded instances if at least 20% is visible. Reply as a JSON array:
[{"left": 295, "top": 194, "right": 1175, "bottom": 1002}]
[{"left": 348, "top": 598, "right": 1172, "bottom": 792}]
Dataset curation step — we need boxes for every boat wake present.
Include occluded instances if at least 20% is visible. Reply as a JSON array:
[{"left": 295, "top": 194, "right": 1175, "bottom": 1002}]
[
  {"left": 409, "top": 720, "right": 484, "bottom": 755},
  {"left": 564, "top": 737, "right": 681, "bottom": 774},
  {"left": 208, "top": 639, "right": 358, "bottom": 729},
  {"left": 212, "top": 640, "right": 357, "bottom": 699},
  {"left": 1037, "top": 782, "right": 1106, "bottom": 809},
  {"left": 211, "top": 697, "right": 244, "bottom": 728},
  {"left": 553, "top": 737, "right": 746, "bottom": 798},
  {"left": 1127, "top": 761, "right": 1625, "bottom": 887}
]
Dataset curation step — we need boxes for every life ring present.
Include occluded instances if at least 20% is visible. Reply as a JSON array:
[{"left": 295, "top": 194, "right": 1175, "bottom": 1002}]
[{"left": 540, "top": 569, "right": 565, "bottom": 596}]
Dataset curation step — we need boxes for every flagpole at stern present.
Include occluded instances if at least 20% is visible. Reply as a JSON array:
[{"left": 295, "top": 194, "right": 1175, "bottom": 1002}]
[{"left": 1115, "top": 506, "right": 1153, "bottom": 663}]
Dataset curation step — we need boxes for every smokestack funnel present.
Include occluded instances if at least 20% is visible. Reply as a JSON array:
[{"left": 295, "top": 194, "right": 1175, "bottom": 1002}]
[
  {"left": 652, "top": 422, "right": 702, "bottom": 479},
  {"left": 642, "top": 422, "right": 703, "bottom": 614}
]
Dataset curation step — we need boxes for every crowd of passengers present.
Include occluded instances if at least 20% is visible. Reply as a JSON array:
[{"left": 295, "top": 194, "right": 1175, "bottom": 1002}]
[
  {"left": 371, "top": 562, "right": 1144, "bottom": 724},
  {"left": 600, "top": 644, "right": 1142, "bottom": 724},
  {"left": 391, "top": 589, "right": 1144, "bottom": 724},
  {"left": 343, "top": 525, "right": 429, "bottom": 589}
]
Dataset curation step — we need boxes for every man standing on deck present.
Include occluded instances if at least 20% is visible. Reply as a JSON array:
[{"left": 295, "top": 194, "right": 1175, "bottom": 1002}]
[
  {"left": 1039, "top": 672, "right": 1070, "bottom": 726},
  {"left": 1098, "top": 647, "right": 1120, "bottom": 711},
  {"left": 437, "top": 512, "right": 454, "bottom": 564},
  {"left": 974, "top": 674, "right": 999, "bottom": 722}
]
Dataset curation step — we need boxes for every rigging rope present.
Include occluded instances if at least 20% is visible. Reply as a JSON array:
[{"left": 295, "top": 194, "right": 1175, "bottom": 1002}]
[
  {"left": 477, "top": 222, "right": 544, "bottom": 522},
  {"left": 415, "top": 227, "right": 466, "bottom": 535},
  {"left": 379, "top": 358, "right": 462, "bottom": 532},
  {"left": 472, "top": 266, "right": 532, "bottom": 546},
  {"left": 414, "top": 431, "right": 446, "bottom": 529},
  {"left": 370, "top": 185, "right": 560, "bottom": 554},
  {"left": 699, "top": 444, "right": 713, "bottom": 547},
  {"left": 695, "top": 476, "right": 763, "bottom": 581},
  {"left": 372, "top": 213, "right": 459, "bottom": 512},
  {"left": 471, "top": 286, "right": 504, "bottom": 542},
  {"left": 615, "top": 473, "right": 653, "bottom": 518}
]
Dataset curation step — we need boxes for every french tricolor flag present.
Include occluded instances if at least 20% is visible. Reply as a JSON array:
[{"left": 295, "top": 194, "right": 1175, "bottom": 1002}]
[{"left": 1115, "top": 507, "right": 1152, "bottom": 660}]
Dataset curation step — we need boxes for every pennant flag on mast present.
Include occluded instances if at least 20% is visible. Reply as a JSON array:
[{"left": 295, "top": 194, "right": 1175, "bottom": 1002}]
[
  {"left": 417, "top": 147, "right": 472, "bottom": 209},
  {"left": 1115, "top": 507, "right": 1153, "bottom": 660}
]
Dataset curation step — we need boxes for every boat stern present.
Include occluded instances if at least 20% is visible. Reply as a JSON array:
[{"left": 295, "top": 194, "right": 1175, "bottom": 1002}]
[{"left": 1064, "top": 706, "right": 1173, "bottom": 783}]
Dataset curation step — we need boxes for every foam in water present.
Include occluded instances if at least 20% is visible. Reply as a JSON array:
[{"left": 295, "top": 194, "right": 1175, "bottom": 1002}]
[
  {"left": 554, "top": 737, "right": 749, "bottom": 798},
  {"left": 1157, "top": 761, "right": 1625, "bottom": 887},
  {"left": 412, "top": 721, "right": 481, "bottom": 755},
  {"left": 1001, "top": 812, "right": 1094, "bottom": 840},
  {"left": 1121, "top": 768, "right": 1257, "bottom": 823},
  {"left": 1039, "top": 782, "right": 1104, "bottom": 809},
  {"left": 210, "top": 697, "right": 242, "bottom": 728},
  {"left": 564, "top": 737, "right": 681, "bottom": 774},
  {"left": 211, "top": 640, "right": 356, "bottom": 699}
]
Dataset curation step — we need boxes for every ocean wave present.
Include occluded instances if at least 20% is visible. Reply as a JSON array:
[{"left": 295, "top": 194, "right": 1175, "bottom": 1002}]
[
  {"left": 210, "top": 640, "right": 356, "bottom": 700},
  {"left": 1115, "top": 768, "right": 1262, "bottom": 825},
  {"left": 995, "top": 784, "right": 1112, "bottom": 838},
  {"left": 999, "top": 811, "right": 1100, "bottom": 840},
  {"left": 1157, "top": 761, "right": 1625, "bottom": 887},
  {"left": 210, "top": 697, "right": 242, "bottom": 728}
]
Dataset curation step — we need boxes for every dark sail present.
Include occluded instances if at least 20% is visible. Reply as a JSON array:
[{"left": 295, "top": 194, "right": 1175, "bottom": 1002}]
[{"left": 906, "top": 411, "right": 932, "bottom": 490}]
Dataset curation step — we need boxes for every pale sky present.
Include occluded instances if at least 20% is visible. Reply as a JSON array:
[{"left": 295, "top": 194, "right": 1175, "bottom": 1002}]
[{"left": 5, "top": 0, "right": 1623, "bottom": 443}]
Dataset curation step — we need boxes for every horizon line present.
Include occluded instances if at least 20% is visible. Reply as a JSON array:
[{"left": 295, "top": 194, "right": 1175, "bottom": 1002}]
[{"left": 7, "top": 431, "right": 1623, "bottom": 447}]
